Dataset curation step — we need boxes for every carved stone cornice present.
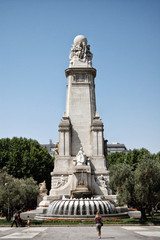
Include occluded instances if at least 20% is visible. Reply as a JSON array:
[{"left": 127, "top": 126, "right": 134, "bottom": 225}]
[
  {"left": 91, "top": 116, "right": 104, "bottom": 131},
  {"left": 59, "top": 117, "right": 71, "bottom": 132},
  {"left": 65, "top": 68, "right": 96, "bottom": 78}
]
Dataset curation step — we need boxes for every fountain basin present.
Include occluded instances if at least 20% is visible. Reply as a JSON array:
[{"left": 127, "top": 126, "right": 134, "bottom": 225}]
[{"left": 46, "top": 198, "right": 116, "bottom": 216}]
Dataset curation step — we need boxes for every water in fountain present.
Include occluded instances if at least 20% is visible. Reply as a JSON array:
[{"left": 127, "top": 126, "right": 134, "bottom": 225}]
[{"left": 47, "top": 196, "right": 116, "bottom": 217}]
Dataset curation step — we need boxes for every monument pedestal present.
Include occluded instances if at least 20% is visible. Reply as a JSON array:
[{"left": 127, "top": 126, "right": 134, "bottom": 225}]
[{"left": 37, "top": 35, "right": 117, "bottom": 219}]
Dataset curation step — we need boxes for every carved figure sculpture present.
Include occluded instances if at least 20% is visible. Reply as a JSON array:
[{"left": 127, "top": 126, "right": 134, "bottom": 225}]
[
  {"left": 96, "top": 175, "right": 108, "bottom": 188},
  {"left": 76, "top": 147, "right": 86, "bottom": 165},
  {"left": 55, "top": 175, "right": 66, "bottom": 188},
  {"left": 39, "top": 181, "right": 46, "bottom": 191},
  {"left": 39, "top": 181, "right": 47, "bottom": 195},
  {"left": 54, "top": 142, "right": 59, "bottom": 156},
  {"left": 69, "top": 35, "right": 93, "bottom": 66}
]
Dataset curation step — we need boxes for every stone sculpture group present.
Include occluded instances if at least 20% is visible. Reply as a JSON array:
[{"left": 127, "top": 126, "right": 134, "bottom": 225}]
[{"left": 69, "top": 35, "right": 93, "bottom": 67}]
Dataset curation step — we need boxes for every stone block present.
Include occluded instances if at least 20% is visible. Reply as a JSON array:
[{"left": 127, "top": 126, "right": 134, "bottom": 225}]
[{"left": 128, "top": 210, "right": 141, "bottom": 219}]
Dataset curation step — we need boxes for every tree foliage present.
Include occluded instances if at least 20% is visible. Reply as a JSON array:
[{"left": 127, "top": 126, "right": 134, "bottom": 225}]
[
  {"left": 0, "top": 168, "right": 39, "bottom": 219},
  {"left": 108, "top": 148, "right": 157, "bottom": 169},
  {"left": 0, "top": 137, "right": 54, "bottom": 190},
  {"left": 109, "top": 163, "right": 134, "bottom": 203},
  {"left": 109, "top": 153, "right": 160, "bottom": 220}
]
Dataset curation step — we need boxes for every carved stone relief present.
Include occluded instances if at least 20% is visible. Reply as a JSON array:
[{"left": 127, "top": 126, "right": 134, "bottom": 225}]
[
  {"left": 52, "top": 175, "right": 68, "bottom": 189},
  {"left": 96, "top": 175, "right": 109, "bottom": 188},
  {"left": 72, "top": 74, "right": 91, "bottom": 84}
]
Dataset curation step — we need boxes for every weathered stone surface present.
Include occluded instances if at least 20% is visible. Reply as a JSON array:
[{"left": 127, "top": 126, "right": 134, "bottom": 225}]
[
  {"left": 128, "top": 211, "right": 141, "bottom": 219},
  {"left": 38, "top": 35, "right": 115, "bottom": 209}
]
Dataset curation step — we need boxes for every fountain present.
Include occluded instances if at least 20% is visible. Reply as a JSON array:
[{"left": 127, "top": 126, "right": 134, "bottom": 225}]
[
  {"left": 47, "top": 197, "right": 116, "bottom": 217},
  {"left": 35, "top": 35, "right": 128, "bottom": 219}
]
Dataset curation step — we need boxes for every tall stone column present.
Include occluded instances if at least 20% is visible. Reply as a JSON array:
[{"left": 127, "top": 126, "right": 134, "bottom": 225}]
[
  {"left": 91, "top": 111, "right": 104, "bottom": 157},
  {"left": 49, "top": 35, "right": 110, "bottom": 199},
  {"left": 65, "top": 68, "right": 96, "bottom": 156},
  {"left": 58, "top": 115, "right": 71, "bottom": 157}
]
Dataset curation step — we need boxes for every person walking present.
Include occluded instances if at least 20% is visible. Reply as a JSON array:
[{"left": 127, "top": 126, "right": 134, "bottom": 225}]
[
  {"left": 11, "top": 212, "right": 18, "bottom": 227},
  {"left": 94, "top": 212, "right": 103, "bottom": 239},
  {"left": 27, "top": 216, "right": 30, "bottom": 227},
  {"left": 17, "top": 214, "right": 21, "bottom": 227}
]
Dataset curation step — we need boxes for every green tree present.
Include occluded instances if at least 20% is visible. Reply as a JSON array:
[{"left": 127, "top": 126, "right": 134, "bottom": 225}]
[
  {"left": 155, "top": 152, "right": 160, "bottom": 161},
  {"left": 134, "top": 156, "right": 160, "bottom": 219},
  {"left": 109, "top": 155, "right": 160, "bottom": 220},
  {"left": 0, "top": 137, "right": 54, "bottom": 190},
  {"left": 0, "top": 168, "right": 39, "bottom": 220},
  {"left": 107, "top": 152, "right": 126, "bottom": 166},
  {"left": 108, "top": 148, "right": 151, "bottom": 169},
  {"left": 109, "top": 163, "right": 134, "bottom": 205}
]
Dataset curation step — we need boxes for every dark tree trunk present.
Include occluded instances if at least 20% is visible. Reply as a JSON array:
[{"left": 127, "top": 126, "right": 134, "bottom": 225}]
[
  {"left": 148, "top": 207, "right": 152, "bottom": 216},
  {"left": 140, "top": 208, "right": 147, "bottom": 221}
]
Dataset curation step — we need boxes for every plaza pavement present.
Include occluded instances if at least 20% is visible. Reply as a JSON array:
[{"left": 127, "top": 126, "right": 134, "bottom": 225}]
[{"left": 0, "top": 226, "right": 160, "bottom": 240}]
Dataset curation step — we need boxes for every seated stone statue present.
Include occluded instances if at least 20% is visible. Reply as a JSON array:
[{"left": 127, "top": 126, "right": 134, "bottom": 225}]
[
  {"left": 39, "top": 181, "right": 47, "bottom": 196},
  {"left": 76, "top": 147, "right": 86, "bottom": 165}
]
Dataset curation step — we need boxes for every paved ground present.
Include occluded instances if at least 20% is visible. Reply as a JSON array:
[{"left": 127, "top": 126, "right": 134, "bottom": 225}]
[{"left": 0, "top": 226, "right": 160, "bottom": 240}]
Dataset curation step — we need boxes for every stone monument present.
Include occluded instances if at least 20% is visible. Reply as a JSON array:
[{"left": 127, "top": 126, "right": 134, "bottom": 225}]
[{"left": 36, "top": 35, "right": 118, "bottom": 218}]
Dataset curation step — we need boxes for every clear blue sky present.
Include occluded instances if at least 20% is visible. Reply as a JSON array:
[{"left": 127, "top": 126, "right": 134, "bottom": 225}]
[{"left": 0, "top": 0, "right": 160, "bottom": 154}]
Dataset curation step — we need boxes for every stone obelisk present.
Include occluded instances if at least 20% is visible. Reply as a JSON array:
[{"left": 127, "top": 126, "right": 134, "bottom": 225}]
[{"left": 44, "top": 34, "right": 113, "bottom": 201}]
